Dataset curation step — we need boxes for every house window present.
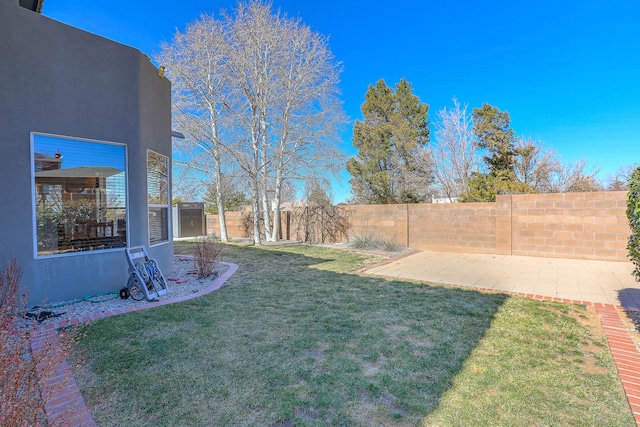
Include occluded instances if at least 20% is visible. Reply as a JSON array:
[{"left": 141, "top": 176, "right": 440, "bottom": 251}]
[
  {"left": 32, "top": 134, "right": 127, "bottom": 256},
  {"left": 147, "top": 150, "right": 169, "bottom": 245}
]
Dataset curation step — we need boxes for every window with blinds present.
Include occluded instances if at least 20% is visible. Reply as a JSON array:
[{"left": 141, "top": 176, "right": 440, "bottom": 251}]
[
  {"left": 148, "top": 150, "right": 169, "bottom": 244},
  {"left": 32, "top": 134, "right": 127, "bottom": 256}
]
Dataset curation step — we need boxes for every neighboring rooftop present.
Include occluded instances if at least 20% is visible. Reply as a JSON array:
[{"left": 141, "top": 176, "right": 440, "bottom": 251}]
[{"left": 35, "top": 166, "right": 122, "bottom": 179}]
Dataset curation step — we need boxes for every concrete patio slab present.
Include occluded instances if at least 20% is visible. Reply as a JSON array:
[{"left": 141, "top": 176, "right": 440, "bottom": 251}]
[{"left": 364, "top": 251, "right": 640, "bottom": 308}]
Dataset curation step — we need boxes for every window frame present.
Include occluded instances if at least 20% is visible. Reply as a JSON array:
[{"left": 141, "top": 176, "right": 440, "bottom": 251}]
[
  {"left": 30, "top": 132, "right": 129, "bottom": 259},
  {"left": 147, "top": 149, "right": 170, "bottom": 246}
]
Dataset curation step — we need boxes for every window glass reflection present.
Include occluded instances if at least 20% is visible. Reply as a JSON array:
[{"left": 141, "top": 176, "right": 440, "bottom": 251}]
[
  {"left": 33, "top": 134, "right": 127, "bottom": 255},
  {"left": 147, "top": 150, "right": 169, "bottom": 245}
]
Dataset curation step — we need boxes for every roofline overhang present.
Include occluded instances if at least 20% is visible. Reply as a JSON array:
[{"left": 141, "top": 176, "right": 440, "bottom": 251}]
[{"left": 19, "top": 0, "right": 45, "bottom": 13}]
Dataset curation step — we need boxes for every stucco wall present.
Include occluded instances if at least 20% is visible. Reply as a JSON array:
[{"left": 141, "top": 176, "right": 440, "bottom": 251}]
[{"left": 0, "top": 2, "right": 172, "bottom": 304}]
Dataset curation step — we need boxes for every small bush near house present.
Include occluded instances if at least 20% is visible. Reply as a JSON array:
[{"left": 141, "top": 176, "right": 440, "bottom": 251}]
[
  {"left": 627, "top": 165, "right": 640, "bottom": 281},
  {"left": 193, "top": 234, "right": 223, "bottom": 278}
]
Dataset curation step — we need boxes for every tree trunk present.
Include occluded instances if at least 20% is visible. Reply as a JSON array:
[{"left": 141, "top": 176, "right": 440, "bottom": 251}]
[
  {"left": 214, "top": 169, "right": 229, "bottom": 242},
  {"left": 211, "top": 120, "right": 229, "bottom": 243},
  {"left": 260, "top": 117, "right": 273, "bottom": 241},
  {"left": 270, "top": 169, "right": 283, "bottom": 242},
  {"left": 251, "top": 123, "right": 262, "bottom": 246},
  {"left": 252, "top": 195, "right": 261, "bottom": 245},
  {"left": 260, "top": 184, "right": 273, "bottom": 241}
]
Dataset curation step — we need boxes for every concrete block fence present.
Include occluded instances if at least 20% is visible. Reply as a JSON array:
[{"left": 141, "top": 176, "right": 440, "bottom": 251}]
[{"left": 207, "top": 191, "right": 631, "bottom": 262}]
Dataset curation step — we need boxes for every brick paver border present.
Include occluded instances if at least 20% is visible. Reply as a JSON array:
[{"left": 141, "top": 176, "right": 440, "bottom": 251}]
[
  {"left": 30, "top": 260, "right": 238, "bottom": 427},
  {"left": 596, "top": 306, "right": 640, "bottom": 425}
]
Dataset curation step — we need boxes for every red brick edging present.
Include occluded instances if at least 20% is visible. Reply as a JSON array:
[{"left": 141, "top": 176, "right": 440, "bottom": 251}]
[
  {"left": 30, "top": 260, "right": 238, "bottom": 427},
  {"left": 596, "top": 306, "right": 640, "bottom": 426}
]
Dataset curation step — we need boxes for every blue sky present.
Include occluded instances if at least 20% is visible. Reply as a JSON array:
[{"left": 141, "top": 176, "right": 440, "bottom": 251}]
[{"left": 42, "top": 0, "right": 639, "bottom": 202}]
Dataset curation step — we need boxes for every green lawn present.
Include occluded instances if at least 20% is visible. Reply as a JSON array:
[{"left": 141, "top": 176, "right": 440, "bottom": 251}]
[{"left": 71, "top": 242, "right": 634, "bottom": 426}]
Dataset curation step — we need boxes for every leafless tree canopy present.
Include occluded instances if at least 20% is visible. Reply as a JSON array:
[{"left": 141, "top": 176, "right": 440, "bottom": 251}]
[
  {"left": 156, "top": 14, "right": 234, "bottom": 241},
  {"left": 430, "top": 98, "right": 479, "bottom": 200},
  {"left": 605, "top": 164, "right": 638, "bottom": 191},
  {"left": 430, "top": 99, "right": 605, "bottom": 200},
  {"left": 157, "top": 1, "right": 345, "bottom": 244},
  {"left": 292, "top": 179, "right": 349, "bottom": 243},
  {"left": 514, "top": 137, "right": 602, "bottom": 193}
]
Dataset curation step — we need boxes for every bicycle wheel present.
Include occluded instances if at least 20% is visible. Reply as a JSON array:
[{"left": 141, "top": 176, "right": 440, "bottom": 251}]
[{"left": 127, "top": 276, "right": 146, "bottom": 301}]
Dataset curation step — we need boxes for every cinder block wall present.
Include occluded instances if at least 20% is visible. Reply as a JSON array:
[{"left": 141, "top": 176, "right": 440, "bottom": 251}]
[
  {"left": 508, "top": 191, "right": 629, "bottom": 261},
  {"left": 344, "top": 204, "right": 409, "bottom": 246},
  {"left": 207, "top": 212, "right": 246, "bottom": 237},
  {"left": 408, "top": 203, "right": 496, "bottom": 254},
  {"left": 206, "top": 211, "right": 294, "bottom": 240},
  {"left": 203, "top": 191, "right": 630, "bottom": 262}
]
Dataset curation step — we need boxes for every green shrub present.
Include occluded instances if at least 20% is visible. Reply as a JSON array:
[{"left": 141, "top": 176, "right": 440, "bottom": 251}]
[{"left": 627, "top": 166, "right": 640, "bottom": 281}]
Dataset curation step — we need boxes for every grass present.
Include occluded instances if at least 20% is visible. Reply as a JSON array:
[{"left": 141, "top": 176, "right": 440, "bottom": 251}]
[{"left": 71, "top": 242, "right": 634, "bottom": 426}]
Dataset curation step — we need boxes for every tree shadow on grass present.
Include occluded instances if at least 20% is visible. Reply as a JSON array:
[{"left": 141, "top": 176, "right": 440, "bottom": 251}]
[{"left": 77, "top": 243, "right": 508, "bottom": 427}]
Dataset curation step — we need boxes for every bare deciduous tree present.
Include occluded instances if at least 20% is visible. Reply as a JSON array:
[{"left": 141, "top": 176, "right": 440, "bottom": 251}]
[
  {"left": 605, "top": 164, "right": 637, "bottom": 191},
  {"left": 430, "top": 98, "right": 479, "bottom": 201},
  {"left": 514, "top": 137, "right": 562, "bottom": 191},
  {"left": 268, "top": 27, "right": 345, "bottom": 240},
  {"left": 158, "top": 1, "right": 345, "bottom": 245},
  {"left": 223, "top": 2, "right": 277, "bottom": 244},
  {"left": 513, "top": 137, "right": 602, "bottom": 193},
  {"left": 293, "top": 178, "right": 349, "bottom": 243},
  {"left": 156, "top": 15, "right": 232, "bottom": 241},
  {"left": 225, "top": 2, "right": 344, "bottom": 243},
  {"left": 552, "top": 159, "right": 602, "bottom": 192}
]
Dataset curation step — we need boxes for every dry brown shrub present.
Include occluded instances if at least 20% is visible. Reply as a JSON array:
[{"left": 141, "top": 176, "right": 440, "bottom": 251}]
[
  {"left": 292, "top": 205, "right": 350, "bottom": 243},
  {"left": 0, "top": 257, "right": 78, "bottom": 426},
  {"left": 241, "top": 211, "right": 267, "bottom": 239},
  {"left": 193, "top": 234, "right": 223, "bottom": 278}
]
